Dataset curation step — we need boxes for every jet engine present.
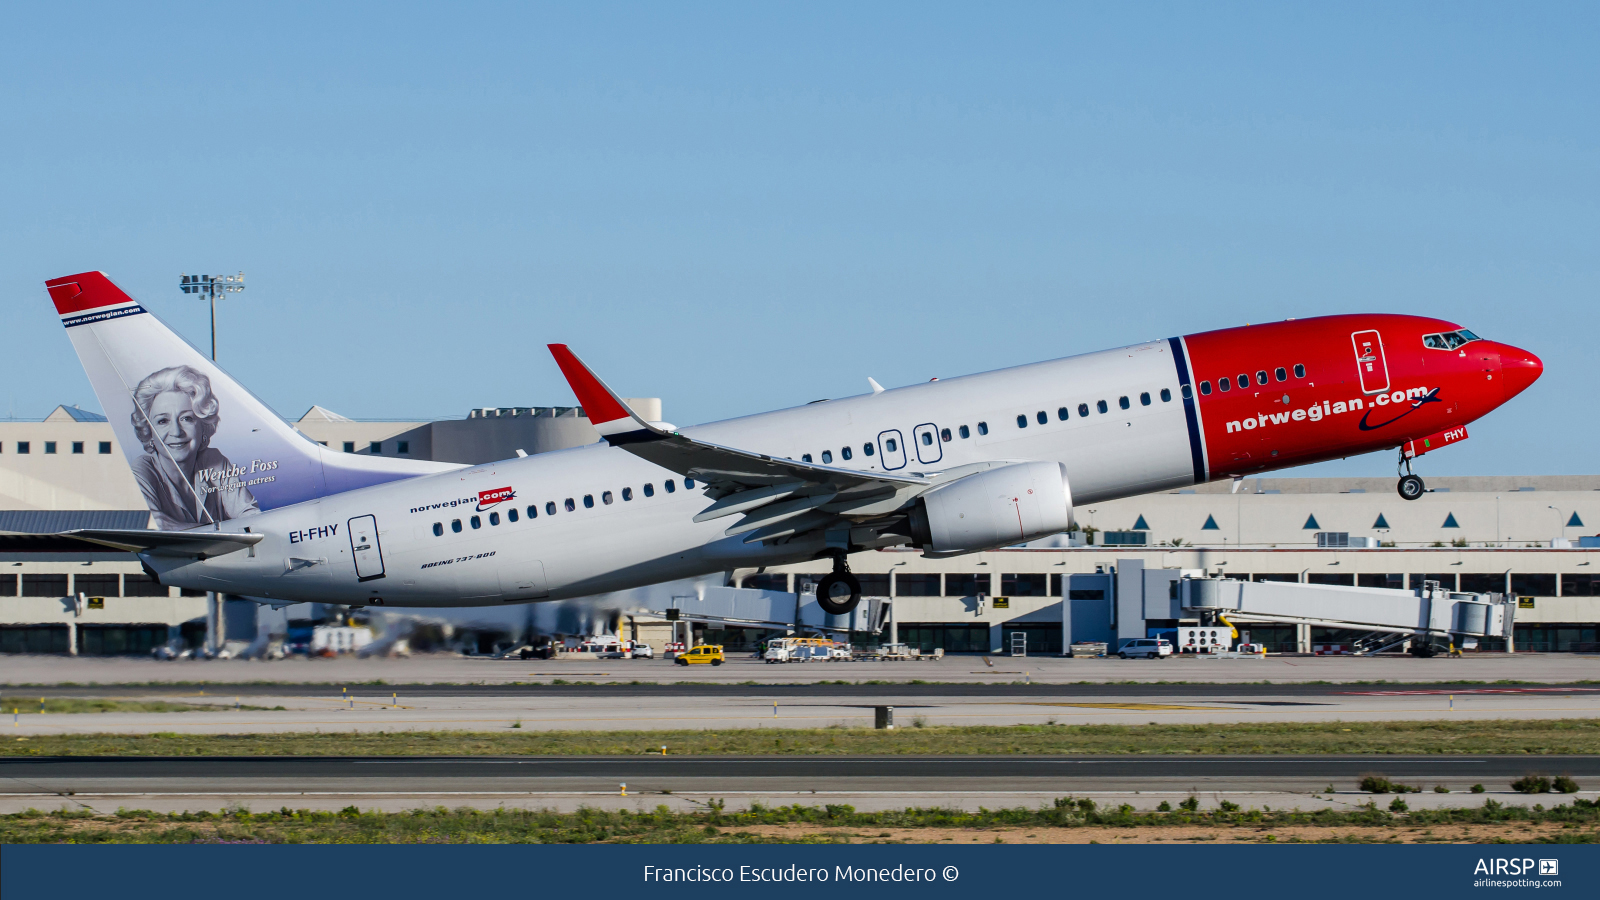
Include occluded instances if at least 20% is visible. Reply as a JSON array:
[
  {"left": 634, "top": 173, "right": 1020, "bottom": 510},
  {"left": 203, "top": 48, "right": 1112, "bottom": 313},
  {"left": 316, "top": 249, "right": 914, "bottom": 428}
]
[{"left": 906, "top": 460, "right": 1074, "bottom": 555}]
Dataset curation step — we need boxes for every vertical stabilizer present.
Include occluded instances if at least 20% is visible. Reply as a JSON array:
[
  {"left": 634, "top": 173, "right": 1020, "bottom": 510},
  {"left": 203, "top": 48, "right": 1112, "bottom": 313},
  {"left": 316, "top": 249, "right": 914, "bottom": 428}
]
[{"left": 45, "top": 272, "right": 459, "bottom": 530}]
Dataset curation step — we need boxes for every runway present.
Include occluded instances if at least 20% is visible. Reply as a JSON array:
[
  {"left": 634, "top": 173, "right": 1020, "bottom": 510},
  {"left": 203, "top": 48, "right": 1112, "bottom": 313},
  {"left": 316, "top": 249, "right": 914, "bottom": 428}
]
[{"left": 5, "top": 755, "right": 1595, "bottom": 815}]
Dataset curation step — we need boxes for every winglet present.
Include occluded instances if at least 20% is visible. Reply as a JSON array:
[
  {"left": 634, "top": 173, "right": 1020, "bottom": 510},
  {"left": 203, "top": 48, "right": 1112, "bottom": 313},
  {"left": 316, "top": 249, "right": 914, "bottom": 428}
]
[{"left": 547, "top": 344, "right": 667, "bottom": 441}]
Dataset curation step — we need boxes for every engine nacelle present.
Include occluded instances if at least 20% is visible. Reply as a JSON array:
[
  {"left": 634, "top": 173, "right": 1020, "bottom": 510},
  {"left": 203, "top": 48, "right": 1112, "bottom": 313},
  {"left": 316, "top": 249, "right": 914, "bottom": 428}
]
[{"left": 907, "top": 461, "right": 1074, "bottom": 555}]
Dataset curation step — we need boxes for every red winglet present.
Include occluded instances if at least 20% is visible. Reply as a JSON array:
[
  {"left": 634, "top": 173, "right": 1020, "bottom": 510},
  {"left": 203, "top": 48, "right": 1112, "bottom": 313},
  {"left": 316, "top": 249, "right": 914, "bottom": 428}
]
[
  {"left": 547, "top": 344, "right": 632, "bottom": 426},
  {"left": 45, "top": 271, "right": 135, "bottom": 315}
]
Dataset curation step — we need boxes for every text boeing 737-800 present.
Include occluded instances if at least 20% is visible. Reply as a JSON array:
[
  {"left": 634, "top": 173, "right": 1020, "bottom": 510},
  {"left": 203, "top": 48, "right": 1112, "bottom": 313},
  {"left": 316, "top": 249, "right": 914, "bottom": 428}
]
[{"left": 42, "top": 271, "right": 1541, "bottom": 612}]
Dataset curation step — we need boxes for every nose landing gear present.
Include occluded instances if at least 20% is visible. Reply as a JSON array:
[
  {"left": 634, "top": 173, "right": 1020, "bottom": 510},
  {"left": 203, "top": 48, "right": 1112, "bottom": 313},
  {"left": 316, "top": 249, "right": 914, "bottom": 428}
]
[
  {"left": 1397, "top": 448, "right": 1426, "bottom": 501},
  {"left": 814, "top": 551, "right": 862, "bottom": 616}
]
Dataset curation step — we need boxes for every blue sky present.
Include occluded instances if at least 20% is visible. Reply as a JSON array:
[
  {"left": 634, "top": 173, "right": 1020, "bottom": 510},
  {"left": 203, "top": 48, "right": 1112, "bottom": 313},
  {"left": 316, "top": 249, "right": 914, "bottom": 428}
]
[{"left": 2, "top": 3, "right": 1594, "bottom": 477}]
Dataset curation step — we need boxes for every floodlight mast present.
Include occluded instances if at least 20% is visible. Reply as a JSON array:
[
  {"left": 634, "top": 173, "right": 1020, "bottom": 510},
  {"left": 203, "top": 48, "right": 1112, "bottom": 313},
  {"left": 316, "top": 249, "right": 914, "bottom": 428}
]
[{"left": 178, "top": 272, "right": 246, "bottom": 360}]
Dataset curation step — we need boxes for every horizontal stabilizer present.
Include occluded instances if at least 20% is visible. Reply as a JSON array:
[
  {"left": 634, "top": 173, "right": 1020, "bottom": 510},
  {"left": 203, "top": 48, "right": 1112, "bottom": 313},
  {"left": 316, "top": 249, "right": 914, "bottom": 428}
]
[{"left": 56, "top": 528, "right": 262, "bottom": 558}]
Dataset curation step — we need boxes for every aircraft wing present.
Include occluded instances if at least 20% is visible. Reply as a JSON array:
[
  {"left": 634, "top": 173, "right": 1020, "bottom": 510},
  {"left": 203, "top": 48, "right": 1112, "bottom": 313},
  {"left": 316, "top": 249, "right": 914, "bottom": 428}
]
[{"left": 548, "top": 344, "right": 932, "bottom": 542}]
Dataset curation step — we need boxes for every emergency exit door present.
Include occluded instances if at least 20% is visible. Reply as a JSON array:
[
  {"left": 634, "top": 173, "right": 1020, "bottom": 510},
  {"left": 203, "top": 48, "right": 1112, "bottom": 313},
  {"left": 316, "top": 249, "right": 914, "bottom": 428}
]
[
  {"left": 1351, "top": 330, "right": 1390, "bottom": 394},
  {"left": 348, "top": 515, "right": 386, "bottom": 582}
]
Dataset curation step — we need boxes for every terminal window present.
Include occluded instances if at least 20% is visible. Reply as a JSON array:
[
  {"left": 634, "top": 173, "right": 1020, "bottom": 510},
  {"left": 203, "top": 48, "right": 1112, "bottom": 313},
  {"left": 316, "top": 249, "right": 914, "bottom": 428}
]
[
  {"left": 895, "top": 573, "right": 941, "bottom": 596},
  {"left": 22, "top": 574, "right": 68, "bottom": 597},
  {"left": 1511, "top": 573, "right": 1557, "bottom": 596},
  {"left": 369, "top": 441, "right": 382, "bottom": 454},
  {"left": 44, "top": 442, "right": 56, "bottom": 454},
  {"left": 397, "top": 441, "right": 409, "bottom": 454},
  {"left": 99, "top": 442, "right": 111, "bottom": 454},
  {"left": 71, "top": 442, "right": 84, "bottom": 454},
  {"left": 1411, "top": 573, "right": 1457, "bottom": 591},
  {"left": 1461, "top": 573, "right": 1508, "bottom": 593},
  {"left": 343, "top": 442, "right": 355, "bottom": 453},
  {"left": 16, "top": 442, "right": 27, "bottom": 454},
  {"left": 1001, "top": 573, "right": 1048, "bottom": 596},
  {"left": 946, "top": 573, "right": 991, "bottom": 596}
]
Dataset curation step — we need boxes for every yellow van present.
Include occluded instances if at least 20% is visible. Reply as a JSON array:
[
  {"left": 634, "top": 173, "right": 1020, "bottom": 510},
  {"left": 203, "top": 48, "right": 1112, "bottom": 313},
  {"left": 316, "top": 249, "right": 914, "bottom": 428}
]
[{"left": 674, "top": 644, "right": 725, "bottom": 666}]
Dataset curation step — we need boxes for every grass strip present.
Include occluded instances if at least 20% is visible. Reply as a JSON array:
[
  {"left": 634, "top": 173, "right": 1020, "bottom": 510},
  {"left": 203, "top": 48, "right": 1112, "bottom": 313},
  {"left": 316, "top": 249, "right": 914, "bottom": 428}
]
[
  {"left": 6, "top": 720, "right": 1600, "bottom": 756},
  {"left": 0, "top": 697, "right": 275, "bottom": 715},
  {"left": 4, "top": 798, "right": 1597, "bottom": 844}
]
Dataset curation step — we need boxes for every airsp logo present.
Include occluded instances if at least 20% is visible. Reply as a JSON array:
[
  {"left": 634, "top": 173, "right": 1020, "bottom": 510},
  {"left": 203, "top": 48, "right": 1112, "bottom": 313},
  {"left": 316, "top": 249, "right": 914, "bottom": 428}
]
[{"left": 1473, "top": 858, "right": 1555, "bottom": 876}]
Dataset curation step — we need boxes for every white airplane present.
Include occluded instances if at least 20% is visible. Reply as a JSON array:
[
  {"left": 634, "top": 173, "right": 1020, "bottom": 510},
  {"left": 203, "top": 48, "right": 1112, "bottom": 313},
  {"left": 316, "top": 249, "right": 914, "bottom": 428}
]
[{"left": 43, "top": 271, "right": 1542, "bottom": 614}]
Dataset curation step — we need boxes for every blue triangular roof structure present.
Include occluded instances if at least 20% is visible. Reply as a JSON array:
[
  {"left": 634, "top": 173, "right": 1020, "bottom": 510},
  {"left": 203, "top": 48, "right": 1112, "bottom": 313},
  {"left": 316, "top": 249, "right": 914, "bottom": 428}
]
[
  {"left": 1373, "top": 513, "right": 1390, "bottom": 529},
  {"left": 1442, "top": 513, "right": 1460, "bottom": 528},
  {"left": 1132, "top": 515, "right": 1150, "bottom": 530},
  {"left": 1569, "top": 512, "right": 1585, "bottom": 528},
  {"left": 1202, "top": 514, "right": 1220, "bottom": 530},
  {"left": 1303, "top": 514, "right": 1320, "bottom": 529}
]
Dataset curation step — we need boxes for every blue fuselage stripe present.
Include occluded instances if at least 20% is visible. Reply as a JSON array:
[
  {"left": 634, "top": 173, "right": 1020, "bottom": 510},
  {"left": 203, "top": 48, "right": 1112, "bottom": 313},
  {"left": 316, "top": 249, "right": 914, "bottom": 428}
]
[{"left": 1168, "top": 336, "right": 1207, "bottom": 484}]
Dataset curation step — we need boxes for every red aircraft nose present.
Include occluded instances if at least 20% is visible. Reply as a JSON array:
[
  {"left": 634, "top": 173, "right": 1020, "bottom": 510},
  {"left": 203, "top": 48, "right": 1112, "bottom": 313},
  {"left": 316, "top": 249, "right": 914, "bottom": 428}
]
[{"left": 1497, "top": 343, "right": 1543, "bottom": 400}]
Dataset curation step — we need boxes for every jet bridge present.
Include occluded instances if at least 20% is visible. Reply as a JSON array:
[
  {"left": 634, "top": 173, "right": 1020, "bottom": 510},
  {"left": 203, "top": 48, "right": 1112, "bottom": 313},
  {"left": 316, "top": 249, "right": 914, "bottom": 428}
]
[
  {"left": 653, "top": 586, "right": 889, "bottom": 636},
  {"left": 1175, "top": 577, "right": 1515, "bottom": 655}
]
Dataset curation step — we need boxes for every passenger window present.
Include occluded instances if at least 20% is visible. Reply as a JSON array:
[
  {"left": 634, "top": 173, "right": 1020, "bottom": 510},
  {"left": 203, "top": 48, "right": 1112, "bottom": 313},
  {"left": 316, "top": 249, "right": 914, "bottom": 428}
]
[
  {"left": 822, "top": 450, "right": 833, "bottom": 463},
  {"left": 920, "top": 431, "right": 934, "bottom": 446},
  {"left": 864, "top": 442, "right": 875, "bottom": 456},
  {"left": 1058, "top": 407, "right": 1069, "bottom": 420},
  {"left": 451, "top": 519, "right": 462, "bottom": 533},
  {"left": 977, "top": 422, "right": 988, "bottom": 435},
  {"left": 1077, "top": 403, "right": 1089, "bottom": 417},
  {"left": 885, "top": 439, "right": 897, "bottom": 453},
  {"left": 529, "top": 505, "right": 539, "bottom": 518},
  {"left": 508, "top": 508, "right": 518, "bottom": 522},
  {"left": 432, "top": 522, "right": 443, "bottom": 537},
  {"left": 841, "top": 446, "right": 853, "bottom": 460},
  {"left": 1096, "top": 400, "right": 1108, "bottom": 414},
  {"left": 1219, "top": 377, "right": 1231, "bottom": 392},
  {"left": 1275, "top": 367, "right": 1287, "bottom": 382},
  {"left": 1160, "top": 388, "right": 1172, "bottom": 402},
  {"left": 489, "top": 512, "right": 500, "bottom": 526},
  {"left": 939, "top": 428, "right": 951, "bottom": 442},
  {"left": 1118, "top": 396, "right": 1130, "bottom": 410},
  {"left": 686, "top": 478, "right": 695, "bottom": 489},
  {"left": 1256, "top": 370, "right": 1267, "bottom": 386},
  {"left": 802, "top": 454, "right": 812, "bottom": 463},
  {"left": 622, "top": 487, "right": 633, "bottom": 501},
  {"left": 1237, "top": 374, "right": 1249, "bottom": 389},
  {"left": 547, "top": 501, "right": 558, "bottom": 515},
  {"left": 1036, "top": 411, "right": 1047, "bottom": 425},
  {"left": 602, "top": 491, "right": 613, "bottom": 505},
  {"left": 1200, "top": 381, "right": 1212, "bottom": 395},
  {"left": 665, "top": 480, "right": 676, "bottom": 493},
  {"left": 643, "top": 483, "right": 654, "bottom": 497},
  {"left": 959, "top": 425, "right": 970, "bottom": 439},
  {"left": 1140, "top": 392, "right": 1151, "bottom": 406},
  {"left": 1294, "top": 363, "right": 1306, "bottom": 378},
  {"left": 565, "top": 498, "right": 576, "bottom": 511},
  {"left": 470, "top": 515, "right": 481, "bottom": 529},
  {"left": 1179, "top": 385, "right": 1190, "bottom": 400},
  {"left": 583, "top": 494, "right": 595, "bottom": 508},
  {"left": 1016, "top": 414, "right": 1028, "bottom": 428}
]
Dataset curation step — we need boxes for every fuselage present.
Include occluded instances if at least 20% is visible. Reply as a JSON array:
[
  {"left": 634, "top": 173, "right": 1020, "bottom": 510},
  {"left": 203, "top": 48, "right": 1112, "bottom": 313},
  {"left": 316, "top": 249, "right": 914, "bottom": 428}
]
[{"left": 147, "top": 314, "right": 1541, "bottom": 607}]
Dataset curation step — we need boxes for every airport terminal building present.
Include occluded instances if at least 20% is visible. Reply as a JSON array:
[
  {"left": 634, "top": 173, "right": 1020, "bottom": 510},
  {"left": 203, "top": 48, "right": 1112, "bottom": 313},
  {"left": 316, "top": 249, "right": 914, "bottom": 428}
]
[{"left": 1, "top": 403, "right": 1597, "bottom": 656}]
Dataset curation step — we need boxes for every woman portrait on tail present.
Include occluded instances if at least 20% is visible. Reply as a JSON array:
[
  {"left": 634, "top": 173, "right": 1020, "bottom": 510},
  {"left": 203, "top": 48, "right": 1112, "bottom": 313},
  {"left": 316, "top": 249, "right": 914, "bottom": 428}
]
[{"left": 129, "top": 365, "right": 260, "bottom": 530}]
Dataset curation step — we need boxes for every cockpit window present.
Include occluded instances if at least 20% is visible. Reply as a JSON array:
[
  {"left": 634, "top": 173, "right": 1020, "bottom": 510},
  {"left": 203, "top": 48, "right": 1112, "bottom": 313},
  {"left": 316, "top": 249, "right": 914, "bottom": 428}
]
[{"left": 1423, "top": 329, "right": 1480, "bottom": 350}]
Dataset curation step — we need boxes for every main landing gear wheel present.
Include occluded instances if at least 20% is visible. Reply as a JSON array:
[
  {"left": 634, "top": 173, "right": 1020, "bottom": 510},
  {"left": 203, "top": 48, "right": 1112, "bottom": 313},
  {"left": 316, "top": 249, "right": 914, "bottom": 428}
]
[
  {"left": 815, "top": 572, "right": 862, "bottom": 616},
  {"left": 1398, "top": 474, "right": 1425, "bottom": 501}
]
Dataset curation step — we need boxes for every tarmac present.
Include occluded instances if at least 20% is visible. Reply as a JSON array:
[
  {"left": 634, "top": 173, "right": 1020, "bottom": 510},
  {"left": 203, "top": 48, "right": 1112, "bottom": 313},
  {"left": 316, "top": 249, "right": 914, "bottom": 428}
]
[{"left": 5, "top": 650, "right": 1600, "bottom": 686}]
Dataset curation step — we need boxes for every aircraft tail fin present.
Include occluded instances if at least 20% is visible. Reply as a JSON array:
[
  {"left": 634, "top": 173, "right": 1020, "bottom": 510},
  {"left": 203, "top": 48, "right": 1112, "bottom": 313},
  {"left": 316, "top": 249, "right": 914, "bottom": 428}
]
[{"left": 45, "top": 271, "right": 458, "bottom": 530}]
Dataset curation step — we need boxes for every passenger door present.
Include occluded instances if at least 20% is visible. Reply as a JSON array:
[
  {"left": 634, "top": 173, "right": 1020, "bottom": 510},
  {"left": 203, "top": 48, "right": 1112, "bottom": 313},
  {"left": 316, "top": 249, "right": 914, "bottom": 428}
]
[
  {"left": 912, "top": 423, "right": 942, "bottom": 464},
  {"left": 878, "top": 429, "right": 907, "bottom": 470},
  {"left": 1351, "top": 330, "right": 1390, "bottom": 395},
  {"left": 348, "top": 515, "right": 385, "bottom": 582}
]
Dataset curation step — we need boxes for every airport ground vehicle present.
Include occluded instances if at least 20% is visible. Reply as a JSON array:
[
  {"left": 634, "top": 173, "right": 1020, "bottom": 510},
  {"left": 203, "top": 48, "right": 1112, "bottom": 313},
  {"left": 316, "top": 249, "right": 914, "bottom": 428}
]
[
  {"left": 43, "top": 271, "right": 1541, "bottom": 617},
  {"left": 1118, "top": 638, "right": 1173, "bottom": 659},
  {"left": 631, "top": 642, "right": 654, "bottom": 659},
  {"left": 763, "top": 636, "right": 843, "bottom": 663},
  {"left": 674, "top": 644, "right": 725, "bottom": 666}
]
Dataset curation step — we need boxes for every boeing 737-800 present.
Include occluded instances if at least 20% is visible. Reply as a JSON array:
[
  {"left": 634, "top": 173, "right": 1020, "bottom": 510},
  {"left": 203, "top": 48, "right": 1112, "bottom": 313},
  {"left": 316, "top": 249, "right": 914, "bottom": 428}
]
[{"left": 42, "top": 271, "right": 1541, "bottom": 613}]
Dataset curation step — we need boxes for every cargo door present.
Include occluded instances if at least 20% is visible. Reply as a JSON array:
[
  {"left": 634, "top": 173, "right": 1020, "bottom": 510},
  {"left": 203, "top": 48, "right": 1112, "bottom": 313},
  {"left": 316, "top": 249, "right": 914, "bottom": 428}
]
[
  {"left": 1351, "top": 330, "right": 1390, "bottom": 395},
  {"left": 348, "top": 515, "right": 386, "bottom": 582}
]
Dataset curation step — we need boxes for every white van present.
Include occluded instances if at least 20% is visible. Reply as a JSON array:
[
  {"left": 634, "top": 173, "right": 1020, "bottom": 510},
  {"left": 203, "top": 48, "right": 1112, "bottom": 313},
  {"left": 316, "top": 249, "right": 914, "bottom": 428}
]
[{"left": 1118, "top": 638, "right": 1173, "bottom": 659}]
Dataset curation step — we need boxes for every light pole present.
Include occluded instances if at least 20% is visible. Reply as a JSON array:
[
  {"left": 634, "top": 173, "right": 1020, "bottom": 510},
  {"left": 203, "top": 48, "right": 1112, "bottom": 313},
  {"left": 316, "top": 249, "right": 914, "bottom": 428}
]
[
  {"left": 1549, "top": 506, "right": 1566, "bottom": 544},
  {"left": 179, "top": 272, "right": 245, "bottom": 360}
]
